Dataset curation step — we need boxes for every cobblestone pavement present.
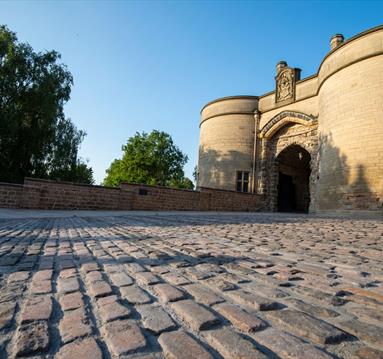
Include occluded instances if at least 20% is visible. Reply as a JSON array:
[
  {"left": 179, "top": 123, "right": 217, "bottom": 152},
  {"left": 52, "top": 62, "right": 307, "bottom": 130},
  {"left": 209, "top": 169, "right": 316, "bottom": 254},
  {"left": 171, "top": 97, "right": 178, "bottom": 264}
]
[{"left": 0, "top": 212, "right": 382, "bottom": 359}]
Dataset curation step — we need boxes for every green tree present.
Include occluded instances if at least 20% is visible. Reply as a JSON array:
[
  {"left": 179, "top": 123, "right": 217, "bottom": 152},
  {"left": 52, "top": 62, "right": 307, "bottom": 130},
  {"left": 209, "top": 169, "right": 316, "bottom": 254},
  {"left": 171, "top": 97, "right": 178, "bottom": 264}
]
[
  {"left": 0, "top": 25, "right": 93, "bottom": 184},
  {"left": 169, "top": 176, "right": 194, "bottom": 190},
  {"left": 193, "top": 165, "right": 199, "bottom": 184},
  {"left": 104, "top": 130, "right": 191, "bottom": 188}
]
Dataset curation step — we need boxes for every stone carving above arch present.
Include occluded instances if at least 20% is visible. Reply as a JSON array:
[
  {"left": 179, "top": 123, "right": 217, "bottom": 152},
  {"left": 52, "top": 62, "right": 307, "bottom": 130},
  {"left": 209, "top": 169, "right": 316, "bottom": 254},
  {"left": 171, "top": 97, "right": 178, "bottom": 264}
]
[
  {"left": 275, "top": 139, "right": 313, "bottom": 159},
  {"left": 259, "top": 111, "right": 317, "bottom": 139}
]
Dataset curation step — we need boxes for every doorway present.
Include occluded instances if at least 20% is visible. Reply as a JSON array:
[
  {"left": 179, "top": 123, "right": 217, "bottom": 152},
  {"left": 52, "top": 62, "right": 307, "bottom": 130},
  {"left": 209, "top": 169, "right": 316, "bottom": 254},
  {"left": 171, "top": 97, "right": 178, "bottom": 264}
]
[{"left": 276, "top": 145, "right": 311, "bottom": 212}]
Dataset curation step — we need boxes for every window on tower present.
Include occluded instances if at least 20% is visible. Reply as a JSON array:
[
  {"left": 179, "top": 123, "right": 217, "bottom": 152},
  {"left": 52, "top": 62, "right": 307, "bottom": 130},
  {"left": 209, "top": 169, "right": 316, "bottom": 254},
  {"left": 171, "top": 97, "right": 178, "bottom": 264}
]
[{"left": 236, "top": 171, "right": 249, "bottom": 193}]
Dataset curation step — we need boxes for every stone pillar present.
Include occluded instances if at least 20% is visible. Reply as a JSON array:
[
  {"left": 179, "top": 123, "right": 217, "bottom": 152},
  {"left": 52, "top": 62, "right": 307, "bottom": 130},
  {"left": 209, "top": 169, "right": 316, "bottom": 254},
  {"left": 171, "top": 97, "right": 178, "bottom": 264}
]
[
  {"left": 251, "top": 110, "right": 260, "bottom": 193},
  {"left": 257, "top": 137, "right": 268, "bottom": 195}
]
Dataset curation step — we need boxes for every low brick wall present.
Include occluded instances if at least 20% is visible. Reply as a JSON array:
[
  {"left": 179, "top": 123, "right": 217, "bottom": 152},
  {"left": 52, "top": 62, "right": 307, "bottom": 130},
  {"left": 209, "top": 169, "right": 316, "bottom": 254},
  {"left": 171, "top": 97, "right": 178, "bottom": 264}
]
[
  {"left": 0, "top": 178, "right": 264, "bottom": 212},
  {"left": 121, "top": 183, "right": 208, "bottom": 211},
  {"left": 122, "top": 183, "right": 263, "bottom": 212},
  {"left": 20, "top": 178, "right": 131, "bottom": 210},
  {"left": 200, "top": 187, "right": 264, "bottom": 212},
  {"left": 0, "top": 183, "right": 23, "bottom": 208}
]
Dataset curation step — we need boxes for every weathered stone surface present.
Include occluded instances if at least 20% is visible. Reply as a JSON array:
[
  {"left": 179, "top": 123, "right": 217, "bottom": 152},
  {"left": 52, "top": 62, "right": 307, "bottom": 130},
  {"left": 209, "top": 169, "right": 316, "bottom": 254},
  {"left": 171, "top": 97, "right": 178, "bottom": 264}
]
[
  {"left": 0, "top": 301, "right": 16, "bottom": 329},
  {"left": 21, "top": 296, "right": 52, "bottom": 323},
  {"left": 85, "top": 270, "right": 103, "bottom": 283},
  {"left": 102, "top": 320, "right": 146, "bottom": 355},
  {"left": 162, "top": 272, "right": 191, "bottom": 285},
  {"left": 253, "top": 327, "right": 333, "bottom": 359},
  {"left": 352, "top": 346, "right": 383, "bottom": 359},
  {"left": 97, "top": 294, "right": 118, "bottom": 307},
  {"left": 137, "top": 304, "right": 176, "bottom": 334},
  {"left": 99, "top": 301, "right": 131, "bottom": 322},
  {"left": 171, "top": 300, "right": 220, "bottom": 331},
  {"left": 59, "top": 268, "right": 77, "bottom": 279},
  {"left": 1, "top": 212, "right": 383, "bottom": 359},
  {"left": 88, "top": 280, "right": 112, "bottom": 298},
  {"left": 109, "top": 272, "right": 133, "bottom": 287},
  {"left": 57, "top": 337, "right": 102, "bottom": 359},
  {"left": 30, "top": 279, "right": 52, "bottom": 294},
  {"left": 81, "top": 262, "right": 99, "bottom": 273},
  {"left": 266, "top": 309, "right": 348, "bottom": 344},
  {"left": 57, "top": 277, "right": 80, "bottom": 294},
  {"left": 184, "top": 283, "right": 225, "bottom": 306},
  {"left": 348, "top": 306, "right": 383, "bottom": 324},
  {"left": 135, "top": 271, "right": 160, "bottom": 285},
  {"left": 203, "top": 327, "right": 267, "bottom": 359},
  {"left": 7, "top": 271, "right": 29, "bottom": 283},
  {"left": 159, "top": 330, "right": 213, "bottom": 359},
  {"left": 338, "top": 320, "right": 383, "bottom": 348},
  {"left": 153, "top": 283, "right": 185, "bottom": 303},
  {"left": 226, "top": 289, "right": 279, "bottom": 311},
  {"left": 204, "top": 277, "right": 238, "bottom": 291},
  {"left": 15, "top": 321, "right": 50, "bottom": 356},
  {"left": 124, "top": 262, "right": 146, "bottom": 273},
  {"left": 33, "top": 269, "right": 53, "bottom": 281},
  {"left": 216, "top": 303, "right": 266, "bottom": 333},
  {"left": 59, "top": 291, "right": 84, "bottom": 311},
  {"left": 120, "top": 285, "right": 151, "bottom": 304},
  {"left": 285, "top": 298, "right": 339, "bottom": 318}
]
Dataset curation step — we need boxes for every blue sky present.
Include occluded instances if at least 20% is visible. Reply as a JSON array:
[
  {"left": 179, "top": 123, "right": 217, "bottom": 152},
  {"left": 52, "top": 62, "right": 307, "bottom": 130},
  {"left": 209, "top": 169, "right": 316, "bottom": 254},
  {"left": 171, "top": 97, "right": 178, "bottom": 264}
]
[{"left": 1, "top": 1, "right": 382, "bottom": 184}]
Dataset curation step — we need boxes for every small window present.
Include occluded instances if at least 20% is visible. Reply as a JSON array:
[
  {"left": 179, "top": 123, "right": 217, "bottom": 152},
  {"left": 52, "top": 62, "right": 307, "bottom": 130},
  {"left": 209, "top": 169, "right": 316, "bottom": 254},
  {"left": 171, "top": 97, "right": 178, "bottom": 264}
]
[{"left": 236, "top": 171, "right": 249, "bottom": 193}]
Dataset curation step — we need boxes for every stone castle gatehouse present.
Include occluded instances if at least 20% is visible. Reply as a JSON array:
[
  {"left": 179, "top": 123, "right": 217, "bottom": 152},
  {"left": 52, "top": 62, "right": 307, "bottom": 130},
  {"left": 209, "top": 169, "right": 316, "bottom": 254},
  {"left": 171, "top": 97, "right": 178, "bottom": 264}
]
[{"left": 198, "top": 25, "right": 383, "bottom": 214}]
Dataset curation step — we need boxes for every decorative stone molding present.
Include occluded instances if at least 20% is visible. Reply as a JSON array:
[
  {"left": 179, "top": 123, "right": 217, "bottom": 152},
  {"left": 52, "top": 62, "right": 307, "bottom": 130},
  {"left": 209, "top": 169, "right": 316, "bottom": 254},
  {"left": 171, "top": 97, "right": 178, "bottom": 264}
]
[
  {"left": 259, "top": 111, "right": 317, "bottom": 139},
  {"left": 275, "top": 63, "right": 301, "bottom": 104}
]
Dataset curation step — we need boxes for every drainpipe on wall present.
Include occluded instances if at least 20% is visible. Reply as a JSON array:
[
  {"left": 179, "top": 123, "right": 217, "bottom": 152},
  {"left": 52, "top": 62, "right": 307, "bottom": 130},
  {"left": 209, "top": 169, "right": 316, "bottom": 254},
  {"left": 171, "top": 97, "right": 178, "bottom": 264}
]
[{"left": 252, "top": 110, "right": 260, "bottom": 194}]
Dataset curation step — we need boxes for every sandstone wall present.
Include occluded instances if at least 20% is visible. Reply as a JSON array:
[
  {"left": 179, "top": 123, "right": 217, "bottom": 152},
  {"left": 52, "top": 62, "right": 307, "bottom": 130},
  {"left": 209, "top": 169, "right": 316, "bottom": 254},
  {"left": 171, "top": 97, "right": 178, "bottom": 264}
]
[
  {"left": 199, "top": 96, "right": 258, "bottom": 191},
  {"left": 317, "top": 28, "right": 383, "bottom": 211},
  {"left": 198, "top": 25, "right": 383, "bottom": 214}
]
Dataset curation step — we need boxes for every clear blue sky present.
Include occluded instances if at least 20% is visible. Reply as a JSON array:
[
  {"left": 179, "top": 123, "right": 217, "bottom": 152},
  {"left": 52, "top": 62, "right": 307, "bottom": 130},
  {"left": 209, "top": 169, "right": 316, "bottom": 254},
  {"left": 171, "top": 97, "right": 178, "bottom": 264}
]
[{"left": 1, "top": 1, "right": 382, "bottom": 184}]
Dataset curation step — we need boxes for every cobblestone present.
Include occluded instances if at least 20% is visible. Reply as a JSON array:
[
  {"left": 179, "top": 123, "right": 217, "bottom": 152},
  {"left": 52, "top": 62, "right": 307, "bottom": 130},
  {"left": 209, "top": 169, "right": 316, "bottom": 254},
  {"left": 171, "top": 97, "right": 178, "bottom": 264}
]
[
  {"left": 158, "top": 330, "right": 213, "bottom": 359},
  {"left": 0, "top": 211, "right": 382, "bottom": 358},
  {"left": 59, "top": 308, "right": 92, "bottom": 343},
  {"left": 56, "top": 337, "right": 103, "bottom": 359},
  {"left": 171, "top": 299, "right": 220, "bottom": 331},
  {"left": 20, "top": 295, "right": 52, "bottom": 323}
]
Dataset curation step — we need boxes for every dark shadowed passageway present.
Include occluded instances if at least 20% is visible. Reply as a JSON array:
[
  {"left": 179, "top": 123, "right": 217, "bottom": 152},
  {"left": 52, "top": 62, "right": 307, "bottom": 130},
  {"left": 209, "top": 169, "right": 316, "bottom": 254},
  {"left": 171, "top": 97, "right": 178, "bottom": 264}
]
[{"left": 277, "top": 145, "right": 311, "bottom": 212}]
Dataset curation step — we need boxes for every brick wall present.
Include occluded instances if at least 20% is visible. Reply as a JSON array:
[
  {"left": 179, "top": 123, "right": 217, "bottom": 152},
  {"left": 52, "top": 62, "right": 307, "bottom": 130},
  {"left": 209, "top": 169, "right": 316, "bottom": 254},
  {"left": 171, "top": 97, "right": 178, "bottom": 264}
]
[
  {"left": 21, "top": 178, "right": 131, "bottom": 210},
  {"left": 0, "top": 183, "right": 23, "bottom": 208},
  {"left": 200, "top": 187, "right": 263, "bottom": 212},
  {"left": 0, "top": 178, "right": 264, "bottom": 212},
  {"left": 122, "top": 183, "right": 263, "bottom": 212}
]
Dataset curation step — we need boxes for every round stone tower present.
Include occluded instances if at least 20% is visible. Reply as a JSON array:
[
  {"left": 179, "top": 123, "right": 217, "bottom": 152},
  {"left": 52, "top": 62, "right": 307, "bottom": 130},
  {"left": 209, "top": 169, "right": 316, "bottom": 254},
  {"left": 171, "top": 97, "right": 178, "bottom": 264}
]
[
  {"left": 317, "top": 26, "right": 383, "bottom": 211},
  {"left": 198, "top": 96, "right": 258, "bottom": 191}
]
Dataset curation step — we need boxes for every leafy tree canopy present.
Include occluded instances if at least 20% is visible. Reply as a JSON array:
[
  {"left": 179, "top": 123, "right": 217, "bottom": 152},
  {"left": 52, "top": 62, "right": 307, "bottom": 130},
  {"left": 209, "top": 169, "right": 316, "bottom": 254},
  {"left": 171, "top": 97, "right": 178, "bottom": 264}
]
[
  {"left": 0, "top": 25, "right": 93, "bottom": 184},
  {"left": 104, "top": 130, "right": 193, "bottom": 189}
]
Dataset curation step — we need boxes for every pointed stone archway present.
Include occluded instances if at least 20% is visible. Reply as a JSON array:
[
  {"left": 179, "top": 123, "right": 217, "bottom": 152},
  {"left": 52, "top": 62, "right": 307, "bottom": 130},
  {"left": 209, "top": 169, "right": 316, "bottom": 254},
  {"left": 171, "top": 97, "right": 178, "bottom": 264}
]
[
  {"left": 276, "top": 145, "right": 311, "bottom": 212},
  {"left": 257, "top": 114, "right": 319, "bottom": 212}
]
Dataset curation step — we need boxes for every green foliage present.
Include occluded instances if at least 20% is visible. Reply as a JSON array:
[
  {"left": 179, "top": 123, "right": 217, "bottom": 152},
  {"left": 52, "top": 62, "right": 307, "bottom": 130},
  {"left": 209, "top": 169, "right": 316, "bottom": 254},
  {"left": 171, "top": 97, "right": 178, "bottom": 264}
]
[
  {"left": 193, "top": 165, "right": 199, "bottom": 184},
  {"left": 104, "top": 130, "right": 190, "bottom": 188},
  {"left": 0, "top": 25, "right": 93, "bottom": 184},
  {"left": 169, "top": 176, "right": 194, "bottom": 190}
]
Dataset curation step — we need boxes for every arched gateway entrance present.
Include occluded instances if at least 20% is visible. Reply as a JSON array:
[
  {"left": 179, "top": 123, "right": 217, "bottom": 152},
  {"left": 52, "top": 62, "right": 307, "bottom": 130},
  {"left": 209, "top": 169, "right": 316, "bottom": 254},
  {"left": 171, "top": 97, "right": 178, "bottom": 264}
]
[{"left": 277, "top": 145, "right": 311, "bottom": 212}]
